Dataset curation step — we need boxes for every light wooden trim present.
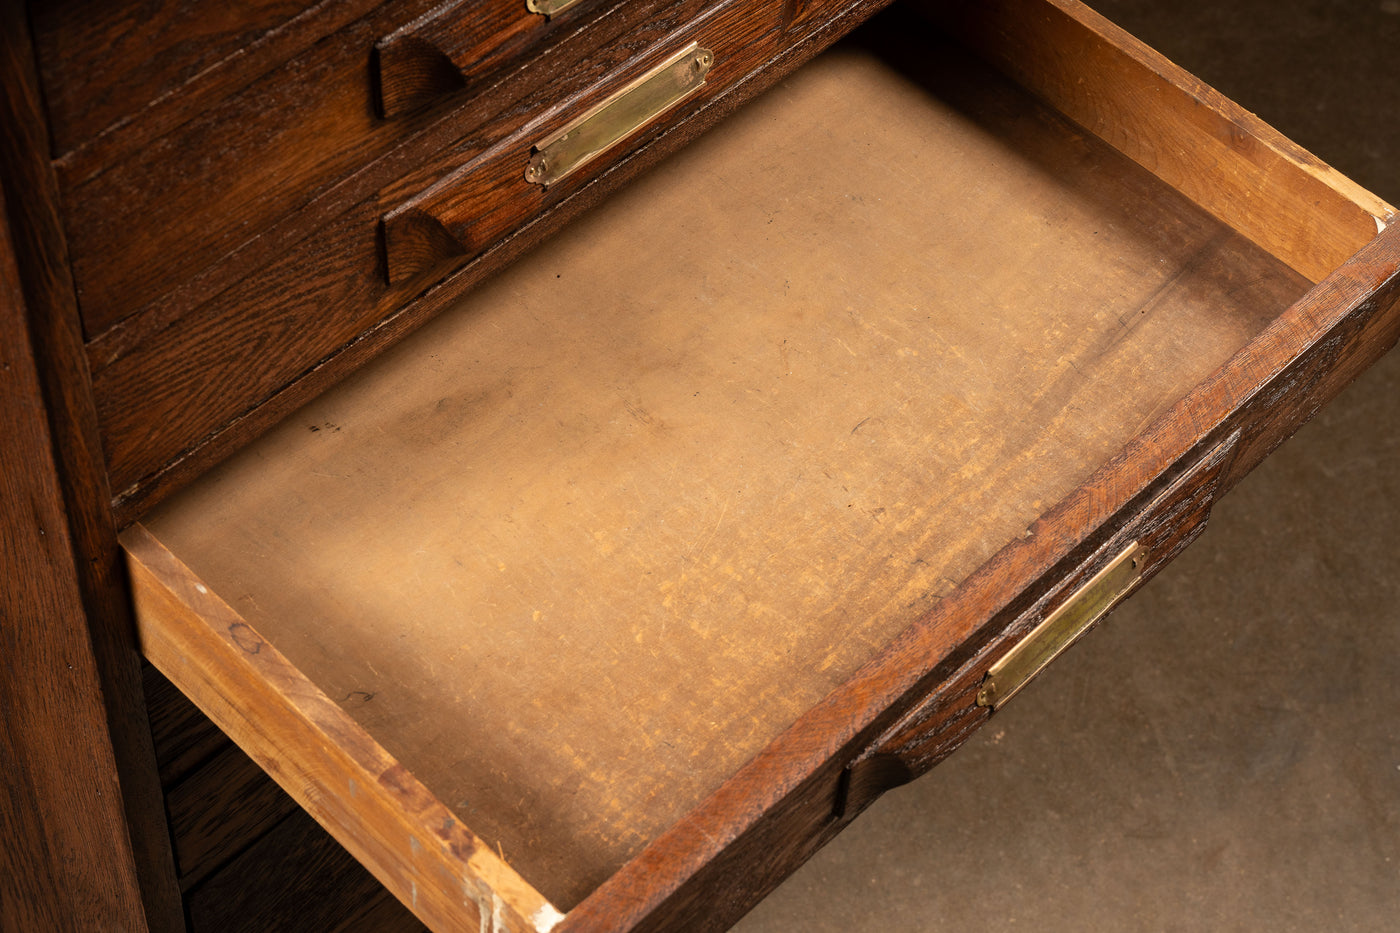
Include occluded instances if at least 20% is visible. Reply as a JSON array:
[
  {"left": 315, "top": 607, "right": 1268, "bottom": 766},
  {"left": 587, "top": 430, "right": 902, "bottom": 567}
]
[
  {"left": 925, "top": 0, "right": 1396, "bottom": 284},
  {"left": 122, "top": 523, "right": 564, "bottom": 933}
]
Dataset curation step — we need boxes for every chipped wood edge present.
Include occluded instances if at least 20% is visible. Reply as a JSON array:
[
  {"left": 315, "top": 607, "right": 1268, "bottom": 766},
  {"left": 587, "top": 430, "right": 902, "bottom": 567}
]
[
  {"left": 121, "top": 522, "right": 563, "bottom": 933},
  {"left": 924, "top": 0, "right": 1396, "bottom": 284}
]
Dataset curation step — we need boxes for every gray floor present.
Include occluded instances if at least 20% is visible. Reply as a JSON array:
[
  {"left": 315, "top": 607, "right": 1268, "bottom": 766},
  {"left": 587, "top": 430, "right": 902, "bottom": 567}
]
[{"left": 736, "top": 2, "right": 1400, "bottom": 929}]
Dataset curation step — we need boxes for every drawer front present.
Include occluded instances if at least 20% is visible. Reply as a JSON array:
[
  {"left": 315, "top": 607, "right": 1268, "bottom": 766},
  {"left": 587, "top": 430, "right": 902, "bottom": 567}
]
[
  {"left": 380, "top": 0, "right": 780, "bottom": 285},
  {"left": 30, "top": 0, "right": 327, "bottom": 156},
  {"left": 841, "top": 430, "right": 1239, "bottom": 816},
  {"left": 61, "top": 0, "right": 686, "bottom": 343},
  {"left": 91, "top": 0, "right": 822, "bottom": 509}
]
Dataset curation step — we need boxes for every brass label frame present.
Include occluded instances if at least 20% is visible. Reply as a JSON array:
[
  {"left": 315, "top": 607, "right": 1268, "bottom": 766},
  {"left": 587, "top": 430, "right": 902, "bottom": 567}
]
[
  {"left": 525, "top": 43, "right": 714, "bottom": 187},
  {"left": 526, "top": 0, "right": 586, "bottom": 16},
  {"left": 976, "top": 541, "right": 1147, "bottom": 710}
]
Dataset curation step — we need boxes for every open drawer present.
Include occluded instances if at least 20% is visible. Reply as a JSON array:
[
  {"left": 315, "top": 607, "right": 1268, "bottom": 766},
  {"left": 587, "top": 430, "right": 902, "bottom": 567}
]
[{"left": 121, "top": 1, "right": 1400, "bottom": 931}]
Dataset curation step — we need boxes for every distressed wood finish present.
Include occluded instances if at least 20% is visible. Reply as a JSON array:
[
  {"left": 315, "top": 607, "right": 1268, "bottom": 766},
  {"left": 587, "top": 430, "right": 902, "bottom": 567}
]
[
  {"left": 61, "top": 0, "right": 439, "bottom": 338},
  {"left": 842, "top": 431, "right": 1239, "bottom": 814},
  {"left": 559, "top": 219, "right": 1400, "bottom": 933},
  {"left": 13, "top": 0, "right": 1400, "bottom": 930},
  {"left": 125, "top": 524, "right": 562, "bottom": 933},
  {"left": 0, "top": 158, "right": 151, "bottom": 933}
]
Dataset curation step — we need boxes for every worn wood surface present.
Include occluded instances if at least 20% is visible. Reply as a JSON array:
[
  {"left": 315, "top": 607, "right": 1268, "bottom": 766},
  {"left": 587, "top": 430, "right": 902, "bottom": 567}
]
[
  {"left": 67, "top": 0, "right": 732, "bottom": 345},
  {"left": 139, "top": 23, "right": 1309, "bottom": 913},
  {"left": 126, "top": 524, "right": 560, "bottom": 933},
  {"left": 92, "top": 0, "right": 882, "bottom": 521},
  {"left": 558, "top": 184, "right": 1400, "bottom": 933},
  {"left": 842, "top": 430, "right": 1238, "bottom": 815},
  {"left": 925, "top": 0, "right": 1394, "bottom": 284},
  {"left": 0, "top": 6, "right": 182, "bottom": 929},
  {"left": 185, "top": 807, "right": 427, "bottom": 933}
]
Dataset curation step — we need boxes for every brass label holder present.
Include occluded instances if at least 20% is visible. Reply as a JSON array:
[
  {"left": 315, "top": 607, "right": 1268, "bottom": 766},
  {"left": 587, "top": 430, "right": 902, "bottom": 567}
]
[
  {"left": 976, "top": 541, "right": 1147, "bottom": 710},
  {"left": 525, "top": 43, "right": 714, "bottom": 187},
  {"left": 527, "top": 0, "right": 586, "bottom": 16}
]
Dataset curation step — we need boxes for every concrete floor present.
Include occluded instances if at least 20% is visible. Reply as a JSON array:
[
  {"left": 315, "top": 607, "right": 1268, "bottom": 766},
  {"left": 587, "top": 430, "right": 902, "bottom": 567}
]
[{"left": 736, "top": 2, "right": 1400, "bottom": 930}]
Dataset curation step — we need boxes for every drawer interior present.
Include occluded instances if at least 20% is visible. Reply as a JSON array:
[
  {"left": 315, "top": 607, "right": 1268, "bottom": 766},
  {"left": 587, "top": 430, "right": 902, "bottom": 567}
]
[{"left": 125, "top": 0, "right": 1393, "bottom": 927}]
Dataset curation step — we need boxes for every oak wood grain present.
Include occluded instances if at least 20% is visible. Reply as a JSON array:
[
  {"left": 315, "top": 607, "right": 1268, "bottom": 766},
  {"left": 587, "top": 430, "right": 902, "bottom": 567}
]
[
  {"left": 842, "top": 430, "right": 1239, "bottom": 813},
  {"left": 167, "top": 744, "right": 300, "bottom": 890},
  {"left": 1, "top": 7, "right": 182, "bottom": 929},
  {"left": 143, "top": 663, "right": 233, "bottom": 788},
  {"left": 558, "top": 199, "right": 1400, "bottom": 933},
  {"left": 92, "top": 0, "right": 870, "bottom": 519},
  {"left": 62, "top": 0, "right": 440, "bottom": 339},
  {"left": 0, "top": 154, "right": 151, "bottom": 933}
]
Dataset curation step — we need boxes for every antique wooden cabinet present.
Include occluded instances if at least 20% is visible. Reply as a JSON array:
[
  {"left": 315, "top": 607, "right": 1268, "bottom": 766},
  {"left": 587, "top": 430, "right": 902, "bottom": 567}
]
[{"left": 5, "top": 0, "right": 1400, "bottom": 930}]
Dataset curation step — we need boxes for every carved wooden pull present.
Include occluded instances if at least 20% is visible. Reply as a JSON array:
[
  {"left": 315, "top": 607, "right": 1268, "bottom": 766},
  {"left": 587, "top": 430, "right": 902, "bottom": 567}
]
[{"left": 374, "top": 0, "right": 591, "bottom": 118}]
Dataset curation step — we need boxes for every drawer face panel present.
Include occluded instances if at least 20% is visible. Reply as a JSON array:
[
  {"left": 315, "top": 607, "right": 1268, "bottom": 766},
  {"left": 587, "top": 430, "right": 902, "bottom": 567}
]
[
  {"left": 91, "top": 0, "right": 787, "bottom": 504},
  {"left": 60, "top": 0, "right": 703, "bottom": 344},
  {"left": 117, "top": 1, "right": 1400, "bottom": 931},
  {"left": 30, "top": 0, "right": 318, "bottom": 155}
]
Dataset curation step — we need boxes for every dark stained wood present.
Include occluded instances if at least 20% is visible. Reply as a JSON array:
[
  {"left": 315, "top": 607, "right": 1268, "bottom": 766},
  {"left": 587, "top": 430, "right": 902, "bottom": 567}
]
[
  {"left": 76, "top": 0, "right": 719, "bottom": 365},
  {"left": 381, "top": 0, "right": 781, "bottom": 283},
  {"left": 376, "top": 0, "right": 612, "bottom": 119},
  {"left": 143, "top": 663, "right": 232, "bottom": 788},
  {"left": 31, "top": 0, "right": 313, "bottom": 156},
  {"left": 0, "top": 157, "right": 151, "bottom": 933},
  {"left": 842, "top": 431, "right": 1239, "bottom": 815},
  {"left": 95, "top": 0, "right": 891, "bottom": 520},
  {"left": 167, "top": 744, "right": 300, "bottom": 890},
  {"left": 44, "top": 0, "right": 383, "bottom": 180},
  {"left": 185, "top": 808, "right": 428, "bottom": 933},
  {"left": 62, "top": 0, "right": 440, "bottom": 339},
  {"left": 132, "top": 10, "right": 1318, "bottom": 918},
  {"left": 0, "top": 6, "right": 182, "bottom": 929}
]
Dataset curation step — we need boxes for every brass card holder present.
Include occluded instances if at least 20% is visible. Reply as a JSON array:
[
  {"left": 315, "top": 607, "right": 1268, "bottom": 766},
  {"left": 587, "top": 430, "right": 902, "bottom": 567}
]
[
  {"left": 977, "top": 541, "right": 1147, "bottom": 710},
  {"left": 525, "top": 43, "right": 714, "bottom": 186},
  {"left": 527, "top": 0, "right": 586, "bottom": 15}
]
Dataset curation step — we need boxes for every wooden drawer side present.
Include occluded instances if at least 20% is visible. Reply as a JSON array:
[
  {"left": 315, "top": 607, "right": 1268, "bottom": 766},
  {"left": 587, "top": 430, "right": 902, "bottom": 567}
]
[
  {"left": 924, "top": 0, "right": 1395, "bottom": 283},
  {"left": 123, "top": 524, "right": 563, "bottom": 933}
]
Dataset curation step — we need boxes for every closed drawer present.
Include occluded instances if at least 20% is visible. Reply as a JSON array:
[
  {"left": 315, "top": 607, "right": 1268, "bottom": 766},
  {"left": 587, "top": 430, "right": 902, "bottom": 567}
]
[
  {"left": 29, "top": 0, "right": 341, "bottom": 157},
  {"left": 90, "top": 0, "right": 796, "bottom": 511},
  {"left": 120, "top": 2, "right": 1400, "bottom": 931},
  {"left": 61, "top": 0, "right": 704, "bottom": 344}
]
